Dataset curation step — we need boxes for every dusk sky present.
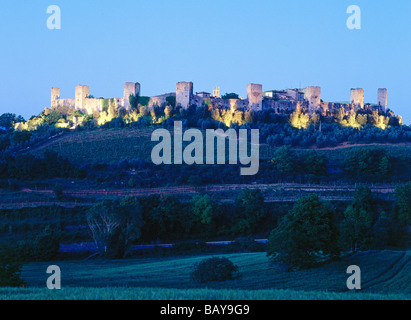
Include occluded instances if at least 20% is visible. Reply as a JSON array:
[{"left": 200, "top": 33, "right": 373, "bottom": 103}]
[{"left": 0, "top": 0, "right": 410, "bottom": 124}]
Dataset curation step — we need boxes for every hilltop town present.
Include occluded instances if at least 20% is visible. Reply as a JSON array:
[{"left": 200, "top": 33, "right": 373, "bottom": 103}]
[{"left": 50, "top": 81, "right": 389, "bottom": 117}]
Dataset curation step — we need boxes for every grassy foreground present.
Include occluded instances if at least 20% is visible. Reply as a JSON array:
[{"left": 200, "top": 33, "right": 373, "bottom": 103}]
[
  {"left": 2, "top": 250, "right": 407, "bottom": 300},
  {"left": 0, "top": 287, "right": 408, "bottom": 300}
]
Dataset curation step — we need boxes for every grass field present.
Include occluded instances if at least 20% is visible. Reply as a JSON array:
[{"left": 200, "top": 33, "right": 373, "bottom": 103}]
[
  {"left": 1, "top": 287, "right": 408, "bottom": 300},
  {"left": 3, "top": 250, "right": 408, "bottom": 300}
]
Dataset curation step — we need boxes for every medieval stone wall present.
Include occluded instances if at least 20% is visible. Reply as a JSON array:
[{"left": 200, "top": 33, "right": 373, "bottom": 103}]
[
  {"left": 149, "top": 93, "right": 175, "bottom": 108},
  {"left": 50, "top": 82, "right": 389, "bottom": 117}
]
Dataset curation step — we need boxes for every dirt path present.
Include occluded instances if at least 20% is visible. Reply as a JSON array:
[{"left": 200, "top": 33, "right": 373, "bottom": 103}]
[
  {"left": 0, "top": 201, "right": 94, "bottom": 209},
  {"left": 0, "top": 183, "right": 394, "bottom": 209}
]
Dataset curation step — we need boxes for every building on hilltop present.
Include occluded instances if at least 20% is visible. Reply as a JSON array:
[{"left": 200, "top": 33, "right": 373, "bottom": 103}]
[
  {"left": 51, "top": 81, "right": 389, "bottom": 117},
  {"left": 51, "top": 82, "right": 140, "bottom": 114}
]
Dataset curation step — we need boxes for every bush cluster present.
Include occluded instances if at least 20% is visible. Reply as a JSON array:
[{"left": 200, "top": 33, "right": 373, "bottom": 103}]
[{"left": 191, "top": 257, "right": 240, "bottom": 283}]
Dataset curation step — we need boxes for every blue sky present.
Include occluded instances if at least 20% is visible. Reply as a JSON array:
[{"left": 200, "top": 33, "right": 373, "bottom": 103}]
[{"left": 0, "top": 0, "right": 410, "bottom": 124}]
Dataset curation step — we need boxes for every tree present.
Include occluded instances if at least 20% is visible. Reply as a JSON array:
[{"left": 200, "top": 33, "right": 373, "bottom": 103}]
[
  {"left": 304, "top": 151, "right": 327, "bottom": 176},
  {"left": 341, "top": 187, "right": 374, "bottom": 251},
  {"left": 267, "top": 194, "right": 340, "bottom": 270},
  {"left": 191, "top": 194, "right": 217, "bottom": 226},
  {"left": 87, "top": 198, "right": 143, "bottom": 258},
  {"left": 290, "top": 109, "right": 310, "bottom": 129},
  {"left": 394, "top": 182, "right": 411, "bottom": 226},
  {"left": 140, "top": 195, "right": 191, "bottom": 241},
  {"left": 221, "top": 93, "right": 239, "bottom": 100},
  {"left": 356, "top": 113, "right": 368, "bottom": 126},
  {"left": 166, "top": 96, "right": 176, "bottom": 108},
  {"left": 271, "top": 146, "right": 297, "bottom": 173},
  {"left": 233, "top": 188, "right": 266, "bottom": 235},
  {"left": 138, "top": 96, "right": 150, "bottom": 107},
  {"left": 115, "top": 196, "right": 144, "bottom": 258},
  {"left": 0, "top": 113, "right": 24, "bottom": 129},
  {"left": 344, "top": 147, "right": 392, "bottom": 180},
  {"left": 129, "top": 94, "right": 139, "bottom": 109},
  {"left": 31, "top": 226, "right": 60, "bottom": 261},
  {"left": 0, "top": 244, "right": 26, "bottom": 287}
]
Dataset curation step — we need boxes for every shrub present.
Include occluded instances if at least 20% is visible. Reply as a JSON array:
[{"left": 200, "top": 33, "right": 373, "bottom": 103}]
[
  {"left": 28, "top": 226, "right": 60, "bottom": 261},
  {"left": 0, "top": 245, "right": 26, "bottom": 287},
  {"left": 191, "top": 257, "right": 240, "bottom": 283}
]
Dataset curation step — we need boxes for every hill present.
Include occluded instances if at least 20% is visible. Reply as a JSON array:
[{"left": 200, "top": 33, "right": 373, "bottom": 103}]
[{"left": 28, "top": 126, "right": 411, "bottom": 165}]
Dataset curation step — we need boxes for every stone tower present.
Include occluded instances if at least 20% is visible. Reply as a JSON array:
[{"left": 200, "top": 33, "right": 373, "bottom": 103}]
[
  {"left": 51, "top": 87, "right": 60, "bottom": 109},
  {"left": 378, "top": 88, "right": 387, "bottom": 113},
  {"left": 247, "top": 83, "right": 263, "bottom": 111},
  {"left": 123, "top": 82, "right": 141, "bottom": 109},
  {"left": 304, "top": 86, "right": 321, "bottom": 112},
  {"left": 213, "top": 86, "right": 220, "bottom": 98},
  {"left": 350, "top": 88, "right": 364, "bottom": 110},
  {"left": 176, "top": 82, "right": 193, "bottom": 109},
  {"left": 75, "top": 85, "right": 90, "bottom": 111}
]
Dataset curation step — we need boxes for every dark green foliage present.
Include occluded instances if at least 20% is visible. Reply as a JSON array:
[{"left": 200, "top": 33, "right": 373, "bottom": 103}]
[
  {"left": 129, "top": 94, "right": 139, "bottom": 109},
  {"left": 0, "top": 245, "right": 26, "bottom": 287},
  {"left": 11, "top": 130, "right": 32, "bottom": 145},
  {"left": 0, "top": 113, "right": 24, "bottom": 129},
  {"left": 140, "top": 194, "right": 191, "bottom": 241},
  {"left": 0, "top": 149, "right": 83, "bottom": 180},
  {"left": 304, "top": 151, "right": 327, "bottom": 176},
  {"left": 394, "top": 182, "right": 411, "bottom": 225},
  {"left": 0, "top": 135, "right": 10, "bottom": 151},
  {"left": 191, "top": 194, "right": 216, "bottom": 225},
  {"left": 191, "top": 257, "right": 240, "bottom": 283},
  {"left": 221, "top": 93, "right": 240, "bottom": 100},
  {"left": 44, "top": 110, "right": 61, "bottom": 126},
  {"left": 31, "top": 226, "right": 60, "bottom": 261},
  {"left": 139, "top": 96, "right": 150, "bottom": 107},
  {"left": 372, "top": 216, "right": 392, "bottom": 248},
  {"left": 344, "top": 147, "right": 392, "bottom": 180},
  {"left": 267, "top": 194, "right": 340, "bottom": 270},
  {"left": 87, "top": 197, "right": 143, "bottom": 258},
  {"left": 340, "top": 187, "right": 375, "bottom": 251},
  {"left": 166, "top": 96, "right": 176, "bottom": 107},
  {"left": 16, "top": 226, "right": 60, "bottom": 262},
  {"left": 271, "top": 146, "right": 297, "bottom": 173},
  {"left": 233, "top": 188, "right": 266, "bottom": 235}
]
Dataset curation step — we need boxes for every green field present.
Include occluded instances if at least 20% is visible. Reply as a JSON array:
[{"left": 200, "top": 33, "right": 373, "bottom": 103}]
[
  {"left": 29, "top": 127, "right": 411, "bottom": 165},
  {"left": 2, "top": 250, "right": 408, "bottom": 300},
  {"left": 1, "top": 287, "right": 408, "bottom": 300}
]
